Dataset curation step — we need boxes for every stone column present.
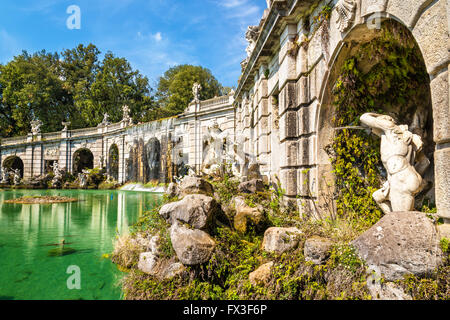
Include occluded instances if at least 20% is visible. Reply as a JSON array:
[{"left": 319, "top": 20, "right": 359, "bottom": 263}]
[{"left": 278, "top": 24, "right": 299, "bottom": 190}]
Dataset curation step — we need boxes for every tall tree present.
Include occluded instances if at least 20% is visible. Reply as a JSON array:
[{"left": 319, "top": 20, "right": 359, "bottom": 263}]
[
  {"left": 0, "top": 51, "right": 70, "bottom": 136},
  {"left": 89, "top": 52, "right": 154, "bottom": 126},
  {"left": 155, "top": 65, "right": 223, "bottom": 117},
  {"left": 60, "top": 44, "right": 101, "bottom": 129}
]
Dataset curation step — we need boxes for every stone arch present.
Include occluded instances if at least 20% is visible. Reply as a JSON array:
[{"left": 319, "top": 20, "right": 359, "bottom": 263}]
[
  {"left": 108, "top": 144, "right": 119, "bottom": 181},
  {"left": 315, "top": 17, "right": 435, "bottom": 218},
  {"left": 72, "top": 148, "right": 94, "bottom": 174},
  {"left": 2, "top": 155, "right": 24, "bottom": 178}
]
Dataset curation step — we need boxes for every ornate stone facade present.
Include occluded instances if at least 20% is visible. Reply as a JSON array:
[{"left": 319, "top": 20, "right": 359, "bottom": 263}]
[{"left": 234, "top": 0, "right": 449, "bottom": 225}]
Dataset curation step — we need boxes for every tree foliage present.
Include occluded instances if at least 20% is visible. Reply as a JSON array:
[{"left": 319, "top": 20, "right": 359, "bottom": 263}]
[
  {"left": 154, "top": 65, "right": 224, "bottom": 118},
  {"left": 0, "top": 44, "right": 156, "bottom": 137}
]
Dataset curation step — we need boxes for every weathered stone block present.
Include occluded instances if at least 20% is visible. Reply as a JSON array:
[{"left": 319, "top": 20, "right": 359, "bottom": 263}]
[
  {"left": 298, "top": 137, "right": 312, "bottom": 166},
  {"left": 170, "top": 223, "right": 216, "bottom": 265},
  {"left": 238, "top": 179, "right": 265, "bottom": 194},
  {"left": 435, "top": 148, "right": 450, "bottom": 219},
  {"left": 159, "top": 194, "right": 219, "bottom": 230},
  {"left": 280, "top": 168, "right": 297, "bottom": 196},
  {"left": 279, "top": 110, "right": 298, "bottom": 142},
  {"left": 387, "top": 0, "right": 431, "bottom": 28},
  {"left": 257, "top": 134, "right": 270, "bottom": 155},
  {"left": 412, "top": 0, "right": 449, "bottom": 74},
  {"left": 249, "top": 262, "right": 273, "bottom": 286},
  {"left": 262, "top": 227, "right": 302, "bottom": 253},
  {"left": 304, "top": 236, "right": 333, "bottom": 265},
  {"left": 258, "top": 98, "right": 270, "bottom": 119},
  {"left": 278, "top": 82, "right": 297, "bottom": 116},
  {"left": 297, "top": 76, "right": 309, "bottom": 106},
  {"left": 179, "top": 176, "right": 214, "bottom": 196},
  {"left": 430, "top": 71, "right": 449, "bottom": 143},
  {"left": 280, "top": 140, "right": 298, "bottom": 168},
  {"left": 352, "top": 211, "right": 443, "bottom": 281},
  {"left": 307, "top": 28, "right": 324, "bottom": 70},
  {"left": 297, "top": 167, "right": 317, "bottom": 197}
]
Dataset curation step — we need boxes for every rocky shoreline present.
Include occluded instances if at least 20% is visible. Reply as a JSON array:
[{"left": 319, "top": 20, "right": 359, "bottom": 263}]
[{"left": 111, "top": 175, "right": 449, "bottom": 300}]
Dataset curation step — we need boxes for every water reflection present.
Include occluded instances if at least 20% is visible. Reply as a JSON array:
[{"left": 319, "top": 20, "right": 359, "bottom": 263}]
[{"left": 0, "top": 189, "right": 162, "bottom": 300}]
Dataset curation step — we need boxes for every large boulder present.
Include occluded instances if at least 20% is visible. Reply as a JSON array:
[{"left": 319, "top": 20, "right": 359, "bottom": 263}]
[
  {"left": 166, "top": 182, "right": 180, "bottom": 198},
  {"left": 249, "top": 262, "right": 273, "bottom": 286},
  {"left": 262, "top": 227, "right": 302, "bottom": 254},
  {"left": 170, "top": 223, "right": 216, "bottom": 265},
  {"left": 159, "top": 194, "right": 219, "bottom": 230},
  {"left": 247, "top": 162, "right": 263, "bottom": 181},
  {"left": 137, "top": 252, "right": 159, "bottom": 275},
  {"left": 238, "top": 179, "right": 265, "bottom": 194},
  {"left": 233, "top": 196, "right": 267, "bottom": 233},
  {"left": 163, "top": 262, "right": 186, "bottom": 280},
  {"left": 179, "top": 176, "right": 214, "bottom": 196},
  {"left": 137, "top": 235, "right": 162, "bottom": 275},
  {"left": 304, "top": 236, "right": 333, "bottom": 265},
  {"left": 352, "top": 211, "right": 444, "bottom": 281}
]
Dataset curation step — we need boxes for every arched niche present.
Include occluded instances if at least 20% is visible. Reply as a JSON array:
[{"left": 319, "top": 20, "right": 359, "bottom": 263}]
[
  {"left": 316, "top": 19, "right": 434, "bottom": 220},
  {"left": 108, "top": 144, "right": 119, "bottom": 181},
  {"left": 2, "top": 155, "right": 24, "bottom": 178},
  {"left": 73, "top": 148, "right": 94, "bottom": 174},
  {"left": 145, "top": 137, "right": 161, "bottom": 182}
]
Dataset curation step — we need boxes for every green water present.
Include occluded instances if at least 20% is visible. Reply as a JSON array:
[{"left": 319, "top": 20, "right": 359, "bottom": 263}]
[{"left": 0, "top": 189, "right": 162, "bottom": 300}]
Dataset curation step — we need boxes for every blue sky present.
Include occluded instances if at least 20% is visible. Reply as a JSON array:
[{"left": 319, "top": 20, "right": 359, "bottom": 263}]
[{"left": 0, "top": 0, "right": 264, "bottom": 88}]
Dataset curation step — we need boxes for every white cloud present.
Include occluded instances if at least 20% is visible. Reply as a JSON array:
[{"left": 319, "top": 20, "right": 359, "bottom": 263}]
[{"left": 153, "top": 32, "right": 162, "bottom": 42}]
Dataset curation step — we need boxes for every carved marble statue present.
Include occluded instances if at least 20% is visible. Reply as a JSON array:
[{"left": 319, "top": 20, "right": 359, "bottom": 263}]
[
  {"left": 102, "top": 113, "right": 110, "bottom": 125},
  {"left": 360, "top": 113, "right": 430, "bottom": 214},
  {"left": 201, "top": 120, "right": 227, "bottom": 176},
  {"left": 51, "top": 162, "right": 63, "bottom": 188},
  {"left": 1, "top": 167, "right": 10, "bottom": 184},
  {"left": 192, "top": 83, "right": 202, "bottom": 103},
  {"left": 78, "top": 170, "right": 89, "bottom": 189},
  {"left": 62, "top": 122, "right": 71, "bottom": 132},
  {"left": 122, "top": 105, "right": 132, "bottom": 126},
  {"left": 31, "top": 119, "right": 43, "bottom": 135},
  {"left": 13, "top": 169, "right": 21, "bottom": 185},
  {"left": 245, "top": 26, "right": 260, "bottom": 58}
]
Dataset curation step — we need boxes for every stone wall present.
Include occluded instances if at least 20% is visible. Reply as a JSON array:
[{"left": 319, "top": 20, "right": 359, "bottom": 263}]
[
  {"left": 0, "top": 94, "right": 235, "bottom": 185},
  {"left": 234, "top": 0, "right": 449, "bottom": 221}
]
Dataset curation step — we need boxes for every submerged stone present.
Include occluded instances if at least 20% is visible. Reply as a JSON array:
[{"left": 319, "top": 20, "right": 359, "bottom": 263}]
[{"left": 47, "top": 247, "right": 77, "bottom": 257}]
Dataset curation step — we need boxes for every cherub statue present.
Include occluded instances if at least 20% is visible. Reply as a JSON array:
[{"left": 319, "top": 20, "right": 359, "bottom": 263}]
[
  {"left": 31, "top": 119, "right": 43, "bottom": 135},
  {"left": 78, "top": 170, "right": 89, "bottom": 189},
  {"left": 122, "top": 105, "right": 132, "bottom": 126},
  {"left": 1, "top": 167, "right": 10, "bottom": 184},
  {"left": 192, "top": 83, "right": 202, "bottom": 102},
  {"left": 360, "top": 113, "right": 430, "bottom": 214},
  {"left": 13, "top": 169, "right": 21, "bottom": 185},
  {"left": 201, "top": 120, "right": 228, "bottom": 176}
]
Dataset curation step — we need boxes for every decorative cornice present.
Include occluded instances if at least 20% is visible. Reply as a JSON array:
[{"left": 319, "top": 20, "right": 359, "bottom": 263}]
[{"left": 335, "top": 0, "right": 356, "bottom": 33}]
